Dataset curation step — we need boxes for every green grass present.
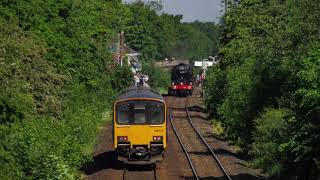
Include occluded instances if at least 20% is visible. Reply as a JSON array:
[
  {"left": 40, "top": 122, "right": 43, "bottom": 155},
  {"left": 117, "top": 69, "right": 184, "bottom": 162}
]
[{"left": 82, "top": 111, "right": 112, "bottom": 156}]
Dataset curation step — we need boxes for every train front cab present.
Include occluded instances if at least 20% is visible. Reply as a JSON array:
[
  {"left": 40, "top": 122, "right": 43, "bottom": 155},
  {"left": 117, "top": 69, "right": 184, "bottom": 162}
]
[{"left": 113, "top": 98, "right": 167, "bottom": 165}]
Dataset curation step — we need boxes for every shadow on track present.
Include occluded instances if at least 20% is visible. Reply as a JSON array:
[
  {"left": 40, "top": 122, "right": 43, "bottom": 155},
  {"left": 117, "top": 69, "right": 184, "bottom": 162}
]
[
  {"left": 187, "top": 105, "right": 207, "bottom": 113},
  {"left": 81, "top": 151, "right": 122, "bottom": 175}
]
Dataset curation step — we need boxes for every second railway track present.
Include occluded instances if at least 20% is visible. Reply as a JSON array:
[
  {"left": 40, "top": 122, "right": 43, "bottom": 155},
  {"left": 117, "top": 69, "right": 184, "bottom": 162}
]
[{"left": 169, "top": 96, "right": 232, "bottom": 180}]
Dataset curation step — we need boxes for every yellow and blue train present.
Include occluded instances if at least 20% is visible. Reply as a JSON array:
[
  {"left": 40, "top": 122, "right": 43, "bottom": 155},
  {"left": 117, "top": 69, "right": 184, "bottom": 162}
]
[{"left": 113, "top": 87, "right": 167, "bottom": 164}]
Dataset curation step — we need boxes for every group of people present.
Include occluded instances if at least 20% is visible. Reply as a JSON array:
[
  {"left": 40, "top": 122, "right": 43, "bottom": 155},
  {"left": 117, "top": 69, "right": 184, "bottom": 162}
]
[{"left": 134, "top": 72, "right": 149, "bottom": 87}]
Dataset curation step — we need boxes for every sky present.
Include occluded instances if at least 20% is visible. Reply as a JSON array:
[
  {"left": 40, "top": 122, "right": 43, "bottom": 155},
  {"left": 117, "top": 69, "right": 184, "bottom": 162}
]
[{"left": 124, "top": 0, "right": 224, "bottom": 23}]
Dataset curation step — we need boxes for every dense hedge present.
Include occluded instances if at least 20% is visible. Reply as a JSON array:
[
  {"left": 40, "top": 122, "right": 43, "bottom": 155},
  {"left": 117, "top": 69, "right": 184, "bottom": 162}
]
[
  {"left": 0, "top": 0, "right": 132, "bottom": 179},
  {"left": 205, "top": 0, "right": 320, "bottom": 178}
]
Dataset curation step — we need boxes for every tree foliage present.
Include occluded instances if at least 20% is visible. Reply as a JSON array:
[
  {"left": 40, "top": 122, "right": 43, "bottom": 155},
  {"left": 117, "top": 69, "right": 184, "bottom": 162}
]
[
  {"left": 124, "top": 1, "right": 219, "bottom": 60},
  {"left": 205, "top": 0, "right": 320, "bottom": 178},
  {"left": 0, "top": 0, "right": 131, "bottom": 179},
  {"left": 250, "top": 108, "right": 292, "bottom": 176},
  {"left": 141, "top": 60, "right": 170, "bottom": 92}
]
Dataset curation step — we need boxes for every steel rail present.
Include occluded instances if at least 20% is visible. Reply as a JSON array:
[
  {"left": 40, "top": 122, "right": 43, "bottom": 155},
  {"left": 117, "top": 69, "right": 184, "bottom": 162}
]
[
  {"left": 170, "top": 108, "right": 200, "bottom": 180},
  {"left": 122, "top": 165, "right": 157, "bottom": 180},
  {"left": 122, "top": 165, "right": 127, "bottom": 180},
  {"left": 153, "top": 165, "right": 157, "bottom": 180},
  {"left": 186, "top": 106, "right": 232, "bottom": 180}
]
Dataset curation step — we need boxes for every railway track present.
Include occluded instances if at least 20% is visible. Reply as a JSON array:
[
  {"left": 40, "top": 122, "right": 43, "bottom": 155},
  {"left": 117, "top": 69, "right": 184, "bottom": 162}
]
[
  {"left": 169, "top": 96, "right": 232, "bottom": 180},
  {"left": 122, "top": 165, "right": 157, "bottom": 180}
]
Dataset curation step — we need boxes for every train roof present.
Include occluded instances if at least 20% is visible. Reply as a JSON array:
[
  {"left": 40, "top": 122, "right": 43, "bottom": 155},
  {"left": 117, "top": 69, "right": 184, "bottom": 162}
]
[{"left": 116, "top": 86, "right": 164, "bottom": 101}]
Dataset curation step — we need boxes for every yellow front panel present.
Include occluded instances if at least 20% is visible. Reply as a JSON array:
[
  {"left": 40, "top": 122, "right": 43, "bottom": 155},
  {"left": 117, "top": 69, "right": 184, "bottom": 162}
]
[
  {"left": 130, "top": 125, "right": 152, "bottom": 145},
  {"left": 114, "top": 124, "right": 167, "bottom": 148}
]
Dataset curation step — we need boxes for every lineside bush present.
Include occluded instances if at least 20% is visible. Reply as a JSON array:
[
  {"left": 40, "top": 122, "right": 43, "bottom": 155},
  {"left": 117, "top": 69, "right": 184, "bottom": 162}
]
[{"left": 250, "top": 108, "right": 292, "bottom": 176}]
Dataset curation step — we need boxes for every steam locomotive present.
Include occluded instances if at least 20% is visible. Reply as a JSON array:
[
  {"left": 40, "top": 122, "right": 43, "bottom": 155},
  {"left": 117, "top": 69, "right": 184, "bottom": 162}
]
[{"left": 168, "top": 63, "right": 193, "bottom": 96}]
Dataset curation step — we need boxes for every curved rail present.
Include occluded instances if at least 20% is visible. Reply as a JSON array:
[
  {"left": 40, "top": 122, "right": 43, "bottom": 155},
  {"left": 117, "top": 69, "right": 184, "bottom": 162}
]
[
  {"left": 186, "top": 106, "right": 232, "bottom": 180},
  {"left": 170, "top": 108, "right": 199, "bottom": 180}
]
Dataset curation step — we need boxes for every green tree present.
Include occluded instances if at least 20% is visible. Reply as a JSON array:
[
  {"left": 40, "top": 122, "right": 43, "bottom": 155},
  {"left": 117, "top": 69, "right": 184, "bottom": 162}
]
[
  {"left": 206, "top": 0, "right": 320, "bottom": 178},
  {"left": 251, "top": 108, "right": 292, "bottom": 176}
]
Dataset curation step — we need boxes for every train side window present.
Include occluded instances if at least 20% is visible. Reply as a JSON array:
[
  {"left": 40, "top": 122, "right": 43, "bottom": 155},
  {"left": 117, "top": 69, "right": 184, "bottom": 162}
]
[
  {"left": 117, "top": 103, "right": 130, "bottom": 124},
  {"left": 134, "top": 104, "right": 147, "bottom": 124},
  {"left": 150, "top": 103, "right": 164, "bottom": 124}
]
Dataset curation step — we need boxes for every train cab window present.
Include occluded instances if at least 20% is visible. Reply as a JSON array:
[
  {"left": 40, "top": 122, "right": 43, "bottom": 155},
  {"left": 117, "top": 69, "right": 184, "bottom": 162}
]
[
  {"left": 117, "top": 103, "right": 130, "bottom": 124},
  {"left": 150, "top": 103, "right": 164, "bottom": 124},
  {"left": 116, "top": 101, "right": 164, "bottom": 125},
  {"left": 134, "top": 104, "right": 147, "bottom": 124}
]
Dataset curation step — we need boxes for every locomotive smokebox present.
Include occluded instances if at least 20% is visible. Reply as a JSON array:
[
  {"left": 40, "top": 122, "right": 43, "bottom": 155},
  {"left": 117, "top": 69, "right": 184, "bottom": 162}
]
[{"left": 169, "top": 63, "right": 193, "bottom": 96}]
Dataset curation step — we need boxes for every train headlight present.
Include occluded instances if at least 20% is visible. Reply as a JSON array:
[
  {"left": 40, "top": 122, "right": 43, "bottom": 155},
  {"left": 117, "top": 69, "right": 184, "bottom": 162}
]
[
  {"left": 153, "top": 136, "right": 163, "bottom": 141},
  {"left": 117, "top": 136, "right": 128, "bottom": 141}
]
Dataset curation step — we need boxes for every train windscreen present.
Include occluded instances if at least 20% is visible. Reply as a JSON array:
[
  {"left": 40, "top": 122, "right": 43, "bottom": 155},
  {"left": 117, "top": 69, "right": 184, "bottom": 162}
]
[
  {"left": 150, "top": 103, "right": 163, "bottom": 124},
  {"left": 116, "top": 101, "right": 164, "bottom": 125},
  {"left": 117, "top": 103, "right": 130, "bottom": 124},
  {"left": 133, "top": 103, "right": 147, "bottom": 124}
]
